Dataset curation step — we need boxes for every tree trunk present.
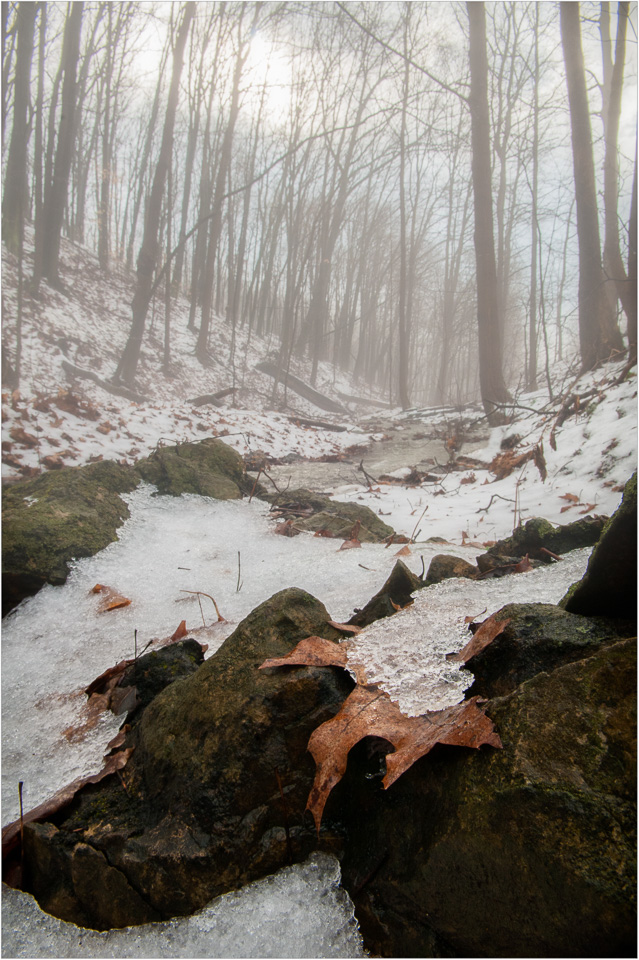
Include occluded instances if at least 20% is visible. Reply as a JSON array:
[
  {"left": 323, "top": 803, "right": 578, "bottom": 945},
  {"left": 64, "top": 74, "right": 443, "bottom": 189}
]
[
  {"left": 114, "top": 1, "right": 194, "bottom": 385},
  {"left": 41, "top": 1, "right": 83, "bottom": 288},
  {"left": 2, "top": 1, "right": 36, "bottom": 255},
  {"left": 600, "top": 2, "right": 635, "bottom": 343},
  {"left": 467, "top": 1, "right": 511, "bottom": 423},
  {"left": 560, "top": 1, "right": 622, "bottom": 370}
]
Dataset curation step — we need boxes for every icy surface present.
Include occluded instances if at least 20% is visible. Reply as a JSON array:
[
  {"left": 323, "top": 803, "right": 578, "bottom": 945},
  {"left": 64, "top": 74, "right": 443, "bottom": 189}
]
[
  {"left": 348, "top": 547, "right": 591, "bottom": 715},
  {"left": 1, "top": 853, "right": 366, "bottom": 959}
]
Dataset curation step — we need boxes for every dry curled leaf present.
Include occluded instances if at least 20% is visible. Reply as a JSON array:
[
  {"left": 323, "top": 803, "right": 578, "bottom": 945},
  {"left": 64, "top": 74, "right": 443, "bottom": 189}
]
[
  {"left": 339, "top": 538, "right": 362, "bottom": 551},
  {"left": 305, "top": 686, "right": 501, "bottom": 832},
  {"left": 560, "top": 493, "right": 580, "bottom": 502},
  {"left": 394, "top": 545, "right": 412, "bottom": 556},
  {"left": 447, "top": 613, "right": 511, "bottom": 663},
  {"left": 92, "top": 583, "right": 131, "bottom": 612},
  {"left": 170, "top": 619, "right": 188, "bottom": 642},
  {"left": 328, "top": 621, "right": 362, "bottom": 635}
]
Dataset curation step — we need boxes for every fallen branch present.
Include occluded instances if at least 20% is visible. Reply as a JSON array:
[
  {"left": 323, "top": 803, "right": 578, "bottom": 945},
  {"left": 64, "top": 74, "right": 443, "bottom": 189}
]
[
  {"left": 286, "top": 415, "right": 348, "bottom": 432},
  {"left": 358, "top": 459, "right": 378, "bottom": 489},
  {"left": 188, "top": 387, "right": 236, "bottom": 407}
]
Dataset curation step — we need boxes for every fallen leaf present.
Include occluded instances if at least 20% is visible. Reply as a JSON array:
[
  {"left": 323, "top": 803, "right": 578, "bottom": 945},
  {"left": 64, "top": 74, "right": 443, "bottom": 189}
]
[
  {"left": 394, "top": 545, "right": 411, "bottom": 556},
  {"left": 328, "top": 621, "right": 362, "bottom": 634},
  {"left": 259, "top": 635, "right": 368, "bottom": 684},
  {"left": 460, "top": 472, "right": 476, "bottom": 484},
  {"left": 560, "top": 493, "right": 580, "bottom": 502},
  {"left": 560, "top": 503, "right": 576, "bottom": 513},
  {"left": 305, "top": 687, "right": 501, "bottom": 832},
  {"left": 512, "top": 554, "right": 533, "bottom": 573},
  {"left": 314, "top": 528, "right": 336, "bottom": 538},
  {"left": 339, "top": 538, "right": 362, "bottom": 550},
  {"left": 464, "top": 607, "right": 488, "bottom": 624},
  {"left": 579, "top": 503, "right": 597, "bottom": 514},
  {"left": 85, "top": 659, "right": 132, "bottom": 698},
  {"left": 170, "top": 619, "right": 188, "bottom": 642},
  {"left": 612, "top": 484, "right": 625, "bottom": 492},
  {"left": 274, "top": 520, "right": 301, "bottom": 537},
  {"left": 92, "top": 583, "right": 131, "bottom": 612},
  {"left": 446, "top": 614, "right": 511, "bottom": 663}
]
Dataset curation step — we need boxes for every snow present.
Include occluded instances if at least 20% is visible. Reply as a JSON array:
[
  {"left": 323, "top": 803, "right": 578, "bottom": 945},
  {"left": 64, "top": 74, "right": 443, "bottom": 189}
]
[
  {"left": 1, "top": 232, "right": 637, "bottom": 957},
  {"left": 2, "top": 852, "right": 365, "bottom": 959}
]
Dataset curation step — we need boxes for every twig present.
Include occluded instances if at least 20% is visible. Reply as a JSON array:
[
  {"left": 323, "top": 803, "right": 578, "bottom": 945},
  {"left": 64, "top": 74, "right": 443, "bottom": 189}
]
[
  {"left": 476, "top": 493, "right": 516, "bottom": 513},
  {"left": 236, "top": 551, "right": 243, "bottom": 593},
  {"left": 540, "top": 546, "right": 562, "bottom": 562},
  {"left": 134, "top": 628, "right": 138, "bottom": 660},
  {"left": 180, "top": 590, "right": 225, "bottom": 622},
  {"left": 248, "top": 464, "right": 263, "bottom": 503},
  {"left": 358, "top": 459, "right": 378, "bottom": 489},
  {"left": 18, "top": 781, "right": 24, "bottom": 878},
  {"left": 409, "top": 505, "right": 429, "bottom": 542},
  {"left": 419, "top": 556, "right": 425, "bottom": 579}
]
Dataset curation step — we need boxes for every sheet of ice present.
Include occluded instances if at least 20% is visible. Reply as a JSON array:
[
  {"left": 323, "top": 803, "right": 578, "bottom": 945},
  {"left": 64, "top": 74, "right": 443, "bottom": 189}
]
[
  {"left": 1, "top": 484, "right": 482, "bottom": 824},
  {"left": 1, "top": 852, "right": 366, "bottom": 959},
  {"left": 348, "top": 547, "right": 592, "bottom": 715}
]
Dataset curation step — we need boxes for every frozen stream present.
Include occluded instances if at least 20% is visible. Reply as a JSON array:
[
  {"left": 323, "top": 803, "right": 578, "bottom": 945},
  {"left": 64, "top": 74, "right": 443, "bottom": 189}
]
[{"left": 2, "top": 485, "right": 591, "bottom": 957}]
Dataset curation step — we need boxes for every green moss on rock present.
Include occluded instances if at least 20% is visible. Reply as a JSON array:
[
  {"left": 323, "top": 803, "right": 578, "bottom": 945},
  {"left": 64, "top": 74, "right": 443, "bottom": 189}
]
[
  {"left": 2, "top": 460, "right": 138, "bottom": 614},
  {"left": 134, "top": 438, "right": 247, "bottom": 499},
  {"left": 488, "top": 514, "right": 607, "bottom": 560}
]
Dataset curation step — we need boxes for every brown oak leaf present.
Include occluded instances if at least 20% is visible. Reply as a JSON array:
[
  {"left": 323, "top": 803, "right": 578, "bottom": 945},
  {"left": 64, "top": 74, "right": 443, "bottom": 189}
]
[
  {"left": 446, "top": 613, "right": 511, "bottom": 663},
  {"left": 260, "top": 636, "right": 368, "bottom": 685},
  {"left": 305, "top": 686, "right": 501, "bottom": 832}
]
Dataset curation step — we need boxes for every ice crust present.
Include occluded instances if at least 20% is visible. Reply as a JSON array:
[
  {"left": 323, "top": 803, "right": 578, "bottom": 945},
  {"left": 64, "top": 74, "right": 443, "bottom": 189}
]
[
  {"left": 348, "top": 546, "right": 591, "bottom": 714},
  {"left": 1, "top": 852, "right": 366, "bottom": 959}
]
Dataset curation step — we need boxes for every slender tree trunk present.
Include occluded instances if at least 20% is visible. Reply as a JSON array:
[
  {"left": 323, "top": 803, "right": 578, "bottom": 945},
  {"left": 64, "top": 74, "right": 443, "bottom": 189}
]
[
  {"left": 2, "top": 1, "right": 36, "bottom": 255},
  {"left": 397, "top": 30, "right": 410, "bottom": 410},
  {"left": 627, "top": 144, "right": 637, "bottom": 360},
  {"left": 41, "top": 1, "right": 83, "bottom": 287},
  {"left": 467, "top": 1, "right": 511, "bottom": 423},
  {"left": 560, "top": 1, "right": 622, "bottom": 369},
  {"left": 114, "top": 1, "right": 194, "bottom": 385},
  {"left": 527, "top": 5, "right": 539, "bottom": 392},
  {"left": 98, "top": 4, "right": 112, "bottom": 271},
  {"left": 600, "top": 2, "right": 635, "bottom": 342}
]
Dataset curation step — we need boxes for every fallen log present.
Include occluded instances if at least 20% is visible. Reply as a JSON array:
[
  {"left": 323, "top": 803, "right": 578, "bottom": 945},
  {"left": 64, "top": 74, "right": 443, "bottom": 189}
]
[
  {"left": 335, "top": 390, "right": 391, "bottom": 409},
  {"left": 62, "top": 360, "right": 147, "bottom": 403},
  {"left": 255, "top": 361, "right": 348, "bottom": 414},
  {"left": 189, "top": 387, "right": 236, "bottom": 407},
  {"left": 286, "top": 415, "right": 348, "bottom": 432}
]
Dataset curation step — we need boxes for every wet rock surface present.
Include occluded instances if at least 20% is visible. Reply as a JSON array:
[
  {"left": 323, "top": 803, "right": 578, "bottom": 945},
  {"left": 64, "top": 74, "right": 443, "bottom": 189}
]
[
  {"left": 20, "top": 589, "right": 354, "bottom": 929},
  {"left": 348, "top": 559, "right": 423, "bottom": 628},
  {"left": 424, "top": 553, "right": 478, "bottom": 584},
  {"left": 487, "top": 514, "right": 607, "bottom": 561},
  {"left": 339, "top": 637, "right": 636, "bottom": 958}
]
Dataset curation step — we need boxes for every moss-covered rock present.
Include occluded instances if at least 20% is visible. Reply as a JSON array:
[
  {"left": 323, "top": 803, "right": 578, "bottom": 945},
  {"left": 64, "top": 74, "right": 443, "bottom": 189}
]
[
  {"left": 120, "top": 639, "right": 206, "bottom": 715},
  {"left": 339, "top": 638, "right": 636, "bottom": 958},
  {"left": 20, "top": 588, "right": 354, "bottom": 928},
  {"left": 561, "top": 472, "right": 637, "bottom": 620},
  {"left": 487, "top": 514, "right": 607, "bottom": 562},
  {"left": 2, "top": 460, "right": 138, "bottom": 615},
  {"left": 463, "top": 602, "right": 629, "bottom": 699},
  {"left": 134, "top": 438, "right": 248, "bottom": 499},
  {"left": 269, "top": 487, "right": 395, "bottom": 542}
]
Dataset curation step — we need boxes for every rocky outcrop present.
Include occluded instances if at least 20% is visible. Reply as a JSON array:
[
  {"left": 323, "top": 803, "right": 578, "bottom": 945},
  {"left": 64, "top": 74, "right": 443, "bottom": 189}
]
[
  {"left": 561, "top": 472, "right": 637, "bottom": 620},
  {"left": 2, "top": 460, "right": 138, "bottom": 616},
  {"left": 20, "top": 589, "right": 353, "bottom": 929},
  {"left": 339, "top": 637, "right": 636, "bottom": 958}
]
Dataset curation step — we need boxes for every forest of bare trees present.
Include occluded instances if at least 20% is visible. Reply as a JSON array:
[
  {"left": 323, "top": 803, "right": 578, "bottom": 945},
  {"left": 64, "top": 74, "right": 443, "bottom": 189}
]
[{"left": 2, "top": 1, "right": 637, "bottom": 420}]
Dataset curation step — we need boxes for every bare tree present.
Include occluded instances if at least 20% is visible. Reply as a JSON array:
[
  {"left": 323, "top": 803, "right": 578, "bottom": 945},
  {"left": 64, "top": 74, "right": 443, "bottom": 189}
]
[
  {"left": 114, "top": 1, "right": 195, "bottom": 385},
  {"left": 560, "top": 1, "right": 623, "bottom": 370}
]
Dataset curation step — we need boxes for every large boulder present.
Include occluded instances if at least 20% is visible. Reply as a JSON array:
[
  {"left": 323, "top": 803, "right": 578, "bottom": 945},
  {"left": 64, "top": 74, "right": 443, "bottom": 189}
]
[
  {"left": 2, "top": 460, "right": 138, "bottom": 616},
  {"left": 561, "top": 472, "right": 637, "bottom": 620},
  {"left": 134, "top": 438, "right": 249, "bottom": 499},
  {"left": 339, "top": 637, "right": 636, "bottom": 958},
  {"left": 20, "top": 589, "right": 354, "bottom": 929}
]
